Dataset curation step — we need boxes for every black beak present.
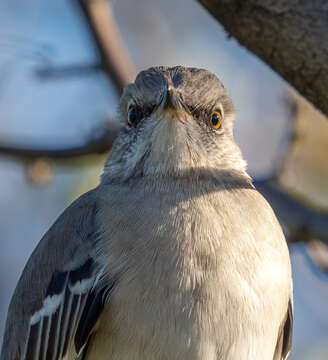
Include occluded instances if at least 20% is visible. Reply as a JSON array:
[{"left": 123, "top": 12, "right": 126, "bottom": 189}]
[
  {"left": 160, "top": 84, "right": 181, "bottom": 111},
  {"left": 155, "top": 83, "right": 188, "bottom": 123}
]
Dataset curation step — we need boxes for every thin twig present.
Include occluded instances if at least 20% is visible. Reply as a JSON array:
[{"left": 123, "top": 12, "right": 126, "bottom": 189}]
[{"left": 35, "top": 63, "right": 102, "bottom": 80}]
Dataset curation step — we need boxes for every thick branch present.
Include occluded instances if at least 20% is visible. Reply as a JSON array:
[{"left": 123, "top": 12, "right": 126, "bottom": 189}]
[{"left": 198, "top": 0, "right": 328, "bottom": 116}]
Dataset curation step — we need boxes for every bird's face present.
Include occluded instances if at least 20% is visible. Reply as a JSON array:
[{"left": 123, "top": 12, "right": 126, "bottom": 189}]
[{"left": 103, "top": 66, "right": 247, "bottom": 183}]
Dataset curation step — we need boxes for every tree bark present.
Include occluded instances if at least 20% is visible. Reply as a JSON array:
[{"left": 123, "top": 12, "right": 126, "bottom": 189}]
[{"left": 198, "top": 0, "right": 328, "bottom": 116}]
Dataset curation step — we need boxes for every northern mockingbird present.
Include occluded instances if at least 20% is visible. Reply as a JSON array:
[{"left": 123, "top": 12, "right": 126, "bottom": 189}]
[{"left": 1, "top": 66, "right": 293, "bottom": 360}]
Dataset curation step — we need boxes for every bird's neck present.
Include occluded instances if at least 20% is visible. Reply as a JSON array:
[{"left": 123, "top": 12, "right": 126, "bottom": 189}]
[{"left": 101, "top": 166, "right": 253, "bottom": 196}]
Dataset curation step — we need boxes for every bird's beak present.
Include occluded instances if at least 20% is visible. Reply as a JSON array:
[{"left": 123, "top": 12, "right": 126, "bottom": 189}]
[
  {"left": 160, "top": 85, "right": 180, "bottom": 111},
  {"left": 155, "top": 85, "right": 189, "bottom": 122}
]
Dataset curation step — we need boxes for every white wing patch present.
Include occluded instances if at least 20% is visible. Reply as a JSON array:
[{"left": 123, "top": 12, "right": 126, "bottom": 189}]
[{"left": 30, "top": 293, "right": 65, "bottom": 326}]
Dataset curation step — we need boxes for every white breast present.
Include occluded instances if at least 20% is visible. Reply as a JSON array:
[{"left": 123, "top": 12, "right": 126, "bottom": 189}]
[{"left": 91, "top": 185, "right": 291, "bottom": 360}]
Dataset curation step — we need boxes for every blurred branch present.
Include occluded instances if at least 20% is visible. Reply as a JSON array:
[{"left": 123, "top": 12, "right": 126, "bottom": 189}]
[
  {"left": 0, "top": 0, "right": 135, "bottom": 160},
  {"left": 0, "top": 124, "right": 119, "bottom": 160},
  {"left": 255, "top": 179, "right": 328, "bottom": 245},
  {"left": 77, "top": 0, "right": 136, "bottom": 94},
  {"left": 35, "top": 62, "right": 102, "bottom": 80},
  {"left": 25, "top": 158, "right": 55, "bottom": 185},
  {"left": 308, "top": 240, "right": 328, "bottom": 273},
  {"left": 36, "top": 0, "right": 137, "bottom": 91},
  {"left": 198, "top": 0, "right": 328, "bottom": 116}
]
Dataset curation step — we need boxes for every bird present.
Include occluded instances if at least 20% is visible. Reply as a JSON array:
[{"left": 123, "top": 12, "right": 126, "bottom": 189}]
[{"left": 0, "top": 66, "right": 293, "bottom": 360}]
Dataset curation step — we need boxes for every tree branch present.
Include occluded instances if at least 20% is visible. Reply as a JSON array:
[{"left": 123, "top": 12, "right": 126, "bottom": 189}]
[
  {"left": 198, "top": 0, "right": 328, "bottom": 116},
  {"left": 254, "top": 179, "right": 328, "bottom": 245},
  {"left": 0, "top": 125, "right": 118, "bottom": 160},
  {"left": 35, "top": 62, "right": 102, "bottom": 80},
  {"left": 77, "top": 0, "right": 136, "bottom": 94}
]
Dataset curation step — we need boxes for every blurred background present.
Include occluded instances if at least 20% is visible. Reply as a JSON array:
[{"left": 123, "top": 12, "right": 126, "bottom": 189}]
[{"left": 0, "top": 0, "right": 328, "bottom": 359}]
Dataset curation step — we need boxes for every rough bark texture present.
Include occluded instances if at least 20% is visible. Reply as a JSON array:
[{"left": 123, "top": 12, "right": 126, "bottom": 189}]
[{"left": 198, "top": 0, "right": 328, "bottom": 116}]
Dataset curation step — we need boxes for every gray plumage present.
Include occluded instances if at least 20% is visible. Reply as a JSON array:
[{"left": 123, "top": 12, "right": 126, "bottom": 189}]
[{"left": 0, "top": 66, "right": 293, "bottom": 360}]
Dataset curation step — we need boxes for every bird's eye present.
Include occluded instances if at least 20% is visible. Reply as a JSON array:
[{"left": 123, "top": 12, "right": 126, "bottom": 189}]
[
  {"left": 127, "top": 106, "right": 138, "bottom": 127},
  {"left": 211, "top": 110, "right": 222, "bottom": 129}
]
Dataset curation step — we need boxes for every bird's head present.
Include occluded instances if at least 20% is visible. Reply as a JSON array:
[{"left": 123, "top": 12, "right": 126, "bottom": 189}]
[{"left": 102, "top": 66, "right": 248, "bottom": 184}]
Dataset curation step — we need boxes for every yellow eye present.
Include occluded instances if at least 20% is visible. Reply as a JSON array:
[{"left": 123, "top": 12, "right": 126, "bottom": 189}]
[
  {"left": 128, "top": 106, "right": 138, "bottom": 127},
  {"left": 211, "top": 110, "right": 222, "bottom": 129}
]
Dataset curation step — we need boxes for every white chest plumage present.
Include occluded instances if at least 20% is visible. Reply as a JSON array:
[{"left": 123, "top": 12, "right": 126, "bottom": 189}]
[{"left": 85, "top": 183, "right": 291, "bottom": 360}]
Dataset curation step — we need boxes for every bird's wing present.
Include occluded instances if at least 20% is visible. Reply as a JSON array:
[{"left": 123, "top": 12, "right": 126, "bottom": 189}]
[
  {"left": 273, "top": 299, "right": 293, "bottom": 360},
  {"left": 0, "top": 189, "right": 113, "bottom": 360}
]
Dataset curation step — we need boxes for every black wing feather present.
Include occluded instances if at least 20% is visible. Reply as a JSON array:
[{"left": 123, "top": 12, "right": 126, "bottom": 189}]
[
  {"left": 74, "top": 282, "right": 113, "bottom": 354},
  {"left": 274, "top": 299, "right": 293, "bottom": 360},
  {"left": 281, "top": 300, "right": 293, "bottom": 359},
  {"left": 21, "top": 258, "right": 108, "bottom": 360}
]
